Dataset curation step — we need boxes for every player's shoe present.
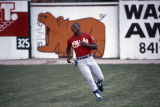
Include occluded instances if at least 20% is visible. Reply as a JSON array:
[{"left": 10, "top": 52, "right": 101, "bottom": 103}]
[
  {"left": 93, "top": 90, "right": 103, "bottom": 101},
  {"left": 95, "top": 80, "right": 104, "bottom": 92},
  {"left": 95, "top": 93, "right": 103, "bottom": 101}
]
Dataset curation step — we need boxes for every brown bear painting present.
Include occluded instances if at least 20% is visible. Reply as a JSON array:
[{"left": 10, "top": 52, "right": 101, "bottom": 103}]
[{"left": 37, "top": 12, "right": 105, "bottom": 57}]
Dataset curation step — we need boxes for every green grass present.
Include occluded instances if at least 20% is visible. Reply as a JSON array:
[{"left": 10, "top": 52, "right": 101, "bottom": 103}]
[{"left": 0, "top": 64, "right": 160, "bottom": 107}]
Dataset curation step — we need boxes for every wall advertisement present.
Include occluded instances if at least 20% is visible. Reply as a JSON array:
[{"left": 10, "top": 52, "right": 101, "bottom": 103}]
[
  {"left": 31, "top": 3, "right": 119, "bottom": 58},
  {"left": 120, "top": 0, "right": 160, "bottom": 59},
  {"left": 0, "top": 1, "right": 30, "bottom": 59}
]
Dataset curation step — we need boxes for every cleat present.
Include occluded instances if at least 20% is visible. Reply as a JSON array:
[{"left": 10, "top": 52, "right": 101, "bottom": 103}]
[
  {"left": 95, "top": 81, "right": 104, "bottom": 92},
  {"left": 97, "top": 97, "right": 103, "bottom": 101},
  {"left": 95, "top": 93, "right": 103, "bottom": 101}
]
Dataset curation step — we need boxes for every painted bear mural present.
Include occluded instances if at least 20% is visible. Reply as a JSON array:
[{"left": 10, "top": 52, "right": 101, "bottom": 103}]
[{"left": 37, "top": 12, "right": 105, "bottom": 57}]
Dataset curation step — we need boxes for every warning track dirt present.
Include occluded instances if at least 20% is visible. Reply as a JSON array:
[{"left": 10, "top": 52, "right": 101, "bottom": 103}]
[{"left": 0, "top": 58, "right": 160, "bottom": 65}]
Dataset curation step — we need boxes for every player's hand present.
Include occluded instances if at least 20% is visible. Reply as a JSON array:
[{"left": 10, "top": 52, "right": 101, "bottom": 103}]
[
  {"left": 80, "top": 42, "right": 88, "bottom": 47},
  {"left": 67, "top": 58, "right": 72, "bottom": 63}
]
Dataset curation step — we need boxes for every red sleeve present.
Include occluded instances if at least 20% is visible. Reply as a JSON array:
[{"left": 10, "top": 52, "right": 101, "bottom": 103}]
[
  {"left": 67, "top": 39, "right": 72, "bottom": 47},
  {"left": 88, "top": 34, "right": 95, "bottom": 44}
]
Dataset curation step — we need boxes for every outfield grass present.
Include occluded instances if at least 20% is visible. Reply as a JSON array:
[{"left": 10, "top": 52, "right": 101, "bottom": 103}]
[{"left": 0, "top": 64, "right": 160, "bottom": 107}]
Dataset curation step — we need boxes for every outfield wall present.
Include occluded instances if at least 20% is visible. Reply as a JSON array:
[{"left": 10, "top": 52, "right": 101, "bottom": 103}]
[
  {"left": 0, "top": 0, "right": 160, "bottom": 60},
  {"left": 0, "top": 1, "right": 30, "bottom": 60},
  {"left": 119, "top": 0, "right": 160, "bottom": 59},
  {"left": 31, "top": 2, "right": 119, "bottom": 58}
]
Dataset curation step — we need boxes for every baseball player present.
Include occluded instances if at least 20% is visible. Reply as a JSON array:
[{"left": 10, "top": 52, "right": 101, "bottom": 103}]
[{"left": 66, "top": 23, "right": 104, "bottom": 101}]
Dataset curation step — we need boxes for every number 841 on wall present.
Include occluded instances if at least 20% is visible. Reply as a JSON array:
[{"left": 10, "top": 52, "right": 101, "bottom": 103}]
[{"left": 139, "top": 42, "right": 159, "bottom": 54}]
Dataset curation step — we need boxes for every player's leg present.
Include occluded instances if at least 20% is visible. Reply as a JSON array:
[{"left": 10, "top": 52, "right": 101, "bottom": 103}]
[
  {"left": 77, "top": 59, "right": 103, "bottom": 101},
  {"left": 87, "top": 56, "right": 104, "bottom": 92},
  {"left": 77, "top": 59, "right": 97, "bottom": 91},
  {"left": 88, "top": 56, "right": 104, "bottom": 82}
]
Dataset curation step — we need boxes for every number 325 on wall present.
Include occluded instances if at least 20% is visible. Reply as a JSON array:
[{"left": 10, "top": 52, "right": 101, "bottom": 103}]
[{"left": 17, "top": 37, "right": 30, "bottom": 49}]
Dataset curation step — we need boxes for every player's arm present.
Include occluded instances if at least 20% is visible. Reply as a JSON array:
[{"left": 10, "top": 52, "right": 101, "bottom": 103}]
[
  {"left": 80, "top": 42, "right": 97, "bottom": 50},
  {"left": 66, "top": 46, "right": 72, "bottom": 63}
]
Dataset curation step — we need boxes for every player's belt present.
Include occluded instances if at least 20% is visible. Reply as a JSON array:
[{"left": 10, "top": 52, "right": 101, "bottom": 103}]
[{"left": 77, "top": 54, "right": 92, "bottom": 60}]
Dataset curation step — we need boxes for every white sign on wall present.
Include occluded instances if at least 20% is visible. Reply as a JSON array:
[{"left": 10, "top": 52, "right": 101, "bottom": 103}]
[
  {"left": 31, "top": 3, "right": 119, "bottom": 58},
  {"left": 0, "top": 1, "right": 30, "bottom": 60},
  {"left": 120, "top": 0, "right": 160, "bottom": 59}
]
